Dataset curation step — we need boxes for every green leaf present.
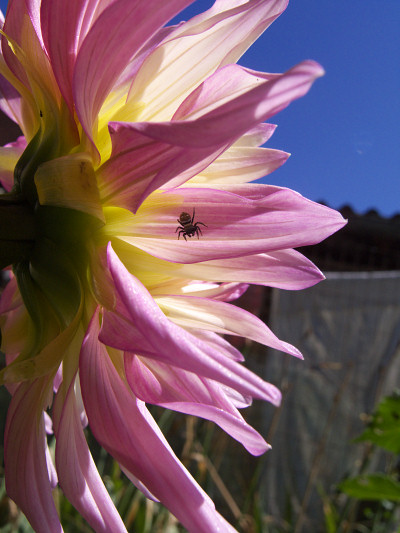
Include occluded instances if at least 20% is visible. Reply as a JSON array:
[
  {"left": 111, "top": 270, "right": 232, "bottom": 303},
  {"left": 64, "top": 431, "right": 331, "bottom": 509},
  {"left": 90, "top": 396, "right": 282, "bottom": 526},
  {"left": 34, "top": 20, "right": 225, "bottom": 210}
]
[
  {"left": 356, "top": 391, "right": 400, "bottom": 453},
  {"left": 339, "top": 473, "right": 400, "bottom": 501}
]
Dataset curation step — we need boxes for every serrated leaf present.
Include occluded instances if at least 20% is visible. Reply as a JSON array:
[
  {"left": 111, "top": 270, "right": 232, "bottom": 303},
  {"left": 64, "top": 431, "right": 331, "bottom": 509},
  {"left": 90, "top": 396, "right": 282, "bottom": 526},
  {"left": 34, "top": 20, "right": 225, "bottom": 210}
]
[{"left": 339, "top": 473, "right": 400, "bottom": 501}]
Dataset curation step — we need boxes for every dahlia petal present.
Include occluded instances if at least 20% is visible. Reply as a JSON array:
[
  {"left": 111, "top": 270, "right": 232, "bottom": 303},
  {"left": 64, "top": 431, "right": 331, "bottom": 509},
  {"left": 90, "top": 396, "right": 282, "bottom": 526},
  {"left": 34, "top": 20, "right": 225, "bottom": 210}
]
[
  {"left": 178, "top": 281, "right": 249, "bottom": 302},
  {"left": 40, "top": 0, "right": 114, "bottom": 113},
  {"left": 101, "top": 245, "right": 282, "bottom": 405},
  {"left": 98, "top": 120, "right": 226, "bottom": 212},
  {"left": 2, "top": 0, "right": 60, "bottom": 113},
  {"left": 119, "top": 466, "right": 159, "bottom": 502},
  {"left": 125, "top": 354, "right": 270, "bottom": 455},
  {"left": 80, "top": 314, "right": 237, "bottom": 532},
  {"left": 180, "top": 0, "right": 288, "bottom": 62},
  {"left": 2, "top": 0, "right": 32, "bottom": 88},
  {"left": 157, "top": 294, "right": 302, "bottom": 357},
  {"left": 73, "top": 0, "right": 194, "bottom": 140},
  {"left": 127, "top": 0, "right": 288, "bottom": 121},
  {"left": 0, "top": 65, "right": 28, "bottom": 127},
  {"left": 99, "top": 61, "right": 324, "bottom": 210},
  {"left": 4, "top": 378, "right": 63, "bottom": 533},
  {"left": 54, "top": 379, "right": 127, "bottom": 533},
  {"left": 45, "top": 442, "right": 58, "bottom": 489},
  {"left": 173, "top": 64, "right": 279, "bottom": 121},
  {"left": 186, "top": 328, "right": 245, "bottom": 362},
  {"left": 111, "top": 186, "right": 345, "bottom": 264},
  {"left": 176, "top": 249, "right": 325, "bottom": 290},
  {"left": 235, "top": 123, "right": 277, "bottom": 147},
  {"left": 192, "top": 146, "right": 290, "bottom": 185}
]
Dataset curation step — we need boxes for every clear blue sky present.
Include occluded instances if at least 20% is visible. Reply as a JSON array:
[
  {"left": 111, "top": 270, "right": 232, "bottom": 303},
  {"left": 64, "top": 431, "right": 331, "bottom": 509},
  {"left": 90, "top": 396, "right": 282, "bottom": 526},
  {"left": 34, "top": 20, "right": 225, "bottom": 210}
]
[{"left": 0, "top": 0, "right": 398, "bottom": 217}]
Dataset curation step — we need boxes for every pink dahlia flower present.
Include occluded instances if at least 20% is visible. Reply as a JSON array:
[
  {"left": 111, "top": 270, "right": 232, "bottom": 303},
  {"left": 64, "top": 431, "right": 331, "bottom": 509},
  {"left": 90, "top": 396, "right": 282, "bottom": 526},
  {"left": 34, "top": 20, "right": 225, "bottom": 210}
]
[{"left": 0, "top": 0, "right": 346, "bottom": 531}]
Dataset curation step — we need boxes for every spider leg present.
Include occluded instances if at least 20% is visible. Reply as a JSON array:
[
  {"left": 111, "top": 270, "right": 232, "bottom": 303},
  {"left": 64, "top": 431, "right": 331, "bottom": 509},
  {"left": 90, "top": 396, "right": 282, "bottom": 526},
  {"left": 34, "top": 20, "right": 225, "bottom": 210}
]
[
  {"left": 191, "top": 207, "right": 195, "bottom": 224},
  {"left": 196, "top": 226, "right": 203, "bottom": 237},
  {"left": 196, "top": 222, "right": 207, "bottom": 227}
]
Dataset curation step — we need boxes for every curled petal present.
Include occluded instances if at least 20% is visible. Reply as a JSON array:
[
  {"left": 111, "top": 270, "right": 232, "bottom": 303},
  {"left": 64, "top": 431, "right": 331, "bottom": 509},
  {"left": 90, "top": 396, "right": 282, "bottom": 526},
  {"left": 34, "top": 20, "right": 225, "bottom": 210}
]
[
  {"left": 192, "top": 145, "right": 290, "bottom": 185},
  {"left": 40, "top": 0, "right": 115, "bottom": 114},
  {"left": 2, "top": 0, "right": 60, "bottom": 118},
  {"left": 177, "top": 281, "right": 250, "bottom": 302},
  {"left": 156, "top": 294, "right": 302, "bottom": 357},
  {"left": 54, "top": 378, "right": 127, "bottom": 533},
  {"left": 72, "top": 0, "right": 194, "bottom": 140},
  {"left": 80, "top": 310, "right": 237, "bottom": 532},
  {"left": 235, "top": 123, "right": 278, "bottom": 147},
  {"left": 98, "top": 61, "right": 324, "bottom": 210},
  {"left": 125, "top": 354, "right": 270, "bottom": 455},
  {"left": 127, "top": 0, "right": 289, "bottom": 121},
  {"left": 175, "top": 249, "right": 325, "bottom": 290},
  {"left": 4, "top": 378, "right": 62, "bottom": 533},
  {"left": 101, "top": 244, "right": 283, "bottom": 405}
]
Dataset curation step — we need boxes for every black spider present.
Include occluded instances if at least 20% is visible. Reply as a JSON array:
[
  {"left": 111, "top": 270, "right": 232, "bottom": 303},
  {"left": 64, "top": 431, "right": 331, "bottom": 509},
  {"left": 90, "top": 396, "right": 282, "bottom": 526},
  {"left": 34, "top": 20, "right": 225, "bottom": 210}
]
[{"left": 175, "top": 208, "right": 207, "bottom": 240}]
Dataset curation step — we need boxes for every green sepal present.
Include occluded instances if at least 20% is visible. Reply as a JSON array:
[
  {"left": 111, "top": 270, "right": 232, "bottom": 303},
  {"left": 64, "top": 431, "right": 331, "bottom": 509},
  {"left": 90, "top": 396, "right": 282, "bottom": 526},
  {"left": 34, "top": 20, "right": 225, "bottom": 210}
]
[
  {"left": 13, "top": 123, "right": 59, "bottom": 205},
  {"left": 35, "top": 204, "right": 104, "bottom": 249},
  {"left": 29, "top": 238, "right": 82, "bottom": 328},
  {"left": 13, "top": 261, "right": 48, "bottom": 355}
]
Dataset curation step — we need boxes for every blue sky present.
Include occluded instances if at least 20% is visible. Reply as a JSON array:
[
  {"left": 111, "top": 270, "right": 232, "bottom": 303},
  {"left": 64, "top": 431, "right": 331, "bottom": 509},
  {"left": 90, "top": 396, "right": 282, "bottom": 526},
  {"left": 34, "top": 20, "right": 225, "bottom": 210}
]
[
  {"left": 0, "top": 1, "right": 398, "bottom": 216},
  {"left": 175, "top": 1, "right": 400, "bottom": 217}
]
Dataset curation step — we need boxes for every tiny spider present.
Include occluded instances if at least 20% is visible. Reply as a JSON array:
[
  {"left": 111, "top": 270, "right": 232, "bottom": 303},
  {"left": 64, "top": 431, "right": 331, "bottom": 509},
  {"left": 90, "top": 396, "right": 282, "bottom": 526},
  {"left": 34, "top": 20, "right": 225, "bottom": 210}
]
[{"left": 175, "top": 208, "right": 207, "bottom": 240}]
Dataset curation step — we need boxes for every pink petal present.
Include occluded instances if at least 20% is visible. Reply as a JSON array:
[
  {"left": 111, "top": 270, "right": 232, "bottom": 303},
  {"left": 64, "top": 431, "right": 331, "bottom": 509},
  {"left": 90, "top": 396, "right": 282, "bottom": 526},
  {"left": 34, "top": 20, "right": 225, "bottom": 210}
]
[
  {"left": 0, "top": 70, "right": 27, "bottom": 130},
  {"left": 100, "top": 244, "right": 283, "bottom": 405},
  {"left": 2, "top": 0, "right": 31, "bottom": 88},
  {"left": 175, "top": 249, "right": 325, "bottom": 290},
  {"left": 53, "top": 379, "right": 127, "bottom": 533},
  {"left": 235, "top": 123, "right": 278, "bottom": 147},
  {"left": 40, "top": 0, "right": 114, "bottom": 113},
  {"left": 178, "top": 0, "right": 289, "bottom": 63},
  {"left": 173, "top": 64, "right": 280, "bottom": 121},
  {"left": 4, "top": 378, "right": 63, "bottom": 533},
  {"left": 126, "top": 0, "right": 289, "bottom": 121},
  {"left": 156, "top": 294, "right": 302, "bottom": 357},
  {"left": 186, "top": 328, "right": 245, "bottom": 362},
  {"left": 98, "top": 60, "right": 324, "bottom": 210},
  {"left": 73, "top": 0, "right": 194, "bottom": 140},
  {"left": 194, "top": 145, "right": 290, "bottom": 185},
  {"left": 112, "top": 185, "right": 345, "bottom": 264},
  {"left": 80, "top": 311, "right": 237, "bottom": 532},
  {"left": 176, "top": 281, "right": 250, "bottom": 302},
  {"left": 98, "top": 120, "right": 227, "bottom": 212},
  {"left": 125, "top": 354, "right": 270, "bottom": 456},
  {"left": 2, "top": 0, "right": 59, "bottom": 112}
]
